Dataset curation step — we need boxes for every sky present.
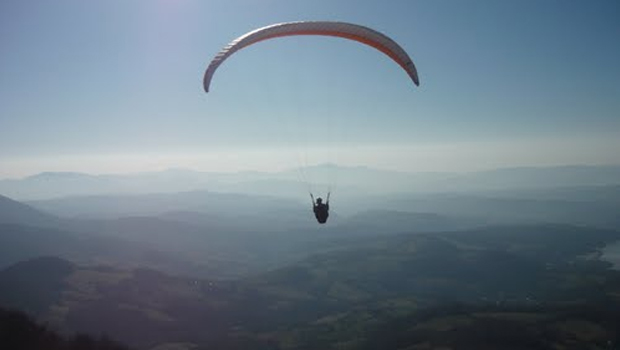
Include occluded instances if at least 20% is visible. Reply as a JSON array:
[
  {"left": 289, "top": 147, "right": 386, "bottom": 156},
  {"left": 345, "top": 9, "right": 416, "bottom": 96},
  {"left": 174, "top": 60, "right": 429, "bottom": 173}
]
[{"left": 1, "top": 0, "right": 619, "bottom": 178}]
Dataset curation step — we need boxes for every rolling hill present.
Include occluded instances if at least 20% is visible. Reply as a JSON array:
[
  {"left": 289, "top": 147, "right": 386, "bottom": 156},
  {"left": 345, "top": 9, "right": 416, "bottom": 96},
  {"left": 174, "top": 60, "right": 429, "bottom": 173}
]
[
  {"left": 0, "top": 194, "right": 60, "bottom": 227},
  {"left": 1, "top": 224, "right": 619, "bottom": 349}
]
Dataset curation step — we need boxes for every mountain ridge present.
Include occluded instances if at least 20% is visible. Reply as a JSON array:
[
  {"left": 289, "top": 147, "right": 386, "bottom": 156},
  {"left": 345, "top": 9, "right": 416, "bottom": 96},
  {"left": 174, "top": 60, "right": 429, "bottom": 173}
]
[{"left": 2, "top": 164, "right": 620, "bottom": 200}]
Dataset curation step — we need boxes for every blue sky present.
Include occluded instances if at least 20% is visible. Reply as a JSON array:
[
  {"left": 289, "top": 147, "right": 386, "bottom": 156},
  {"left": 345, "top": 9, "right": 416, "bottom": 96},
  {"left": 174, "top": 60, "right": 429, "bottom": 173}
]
[{"left": 1, "top": 0, "right": 619, "bottom": 178}]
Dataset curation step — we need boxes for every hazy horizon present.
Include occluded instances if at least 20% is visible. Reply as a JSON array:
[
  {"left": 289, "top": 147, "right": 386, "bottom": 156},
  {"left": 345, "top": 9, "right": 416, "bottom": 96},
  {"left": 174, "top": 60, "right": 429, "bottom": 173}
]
[
  {"left": 2, "top": 135, "right": 620, "bottom": 180},
  {"left": 2, "top": 155, "right": 620, "bottom": 181}
]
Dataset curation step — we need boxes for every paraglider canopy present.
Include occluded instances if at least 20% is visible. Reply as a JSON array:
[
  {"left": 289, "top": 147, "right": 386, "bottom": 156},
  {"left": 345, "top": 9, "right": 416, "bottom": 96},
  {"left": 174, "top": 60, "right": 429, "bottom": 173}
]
[{"left": 203, "top": 21, "right": 419, "bottom": 92}]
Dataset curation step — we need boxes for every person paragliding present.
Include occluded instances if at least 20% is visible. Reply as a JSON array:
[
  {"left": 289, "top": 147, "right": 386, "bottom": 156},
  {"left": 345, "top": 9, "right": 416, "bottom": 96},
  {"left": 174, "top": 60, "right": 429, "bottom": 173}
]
[
  {"left": 202, "top": 21, "right": 420, "bottom": 224},
  {"left": 311, "top": 193, "right": 330, "bottom": 224}
]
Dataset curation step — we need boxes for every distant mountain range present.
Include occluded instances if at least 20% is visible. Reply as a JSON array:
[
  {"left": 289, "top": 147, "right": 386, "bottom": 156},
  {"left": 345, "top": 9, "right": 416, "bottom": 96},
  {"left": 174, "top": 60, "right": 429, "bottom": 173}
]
[
  {"left": 0, "top": 191, "right": 483, "bottom": 279},
  {"left": 20, "top": 183, "right": 618, "bottom": 230},
  {"left": 1, "top": 163, "right": 620, "bottom": 281},
  {"left": 2, "top": 164, "right": 620, "bottom": 200}
]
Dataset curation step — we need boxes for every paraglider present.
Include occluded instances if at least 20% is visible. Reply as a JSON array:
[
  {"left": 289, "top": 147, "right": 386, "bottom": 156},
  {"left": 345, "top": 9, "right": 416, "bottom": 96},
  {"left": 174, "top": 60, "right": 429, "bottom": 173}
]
[
  {"left": 203, "top": 21, "right": 419, "bottom": 93},
  {"left": 203, "top": 21, "right": 420, "bottom": 224},
  {"left": 311, "top": 193, "right": 330, "bottom": 224}
]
